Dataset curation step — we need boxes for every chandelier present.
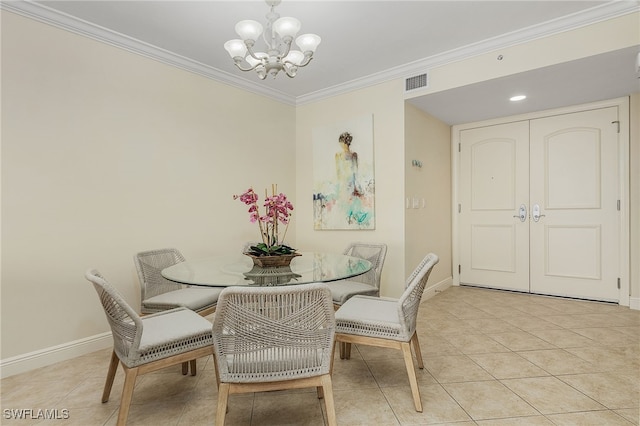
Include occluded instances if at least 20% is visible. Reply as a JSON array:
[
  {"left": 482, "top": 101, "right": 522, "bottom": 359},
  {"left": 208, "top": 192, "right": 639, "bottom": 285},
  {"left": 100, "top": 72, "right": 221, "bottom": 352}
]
[{"left": 223, "top": 0, "right": 321, "bottom": 80}]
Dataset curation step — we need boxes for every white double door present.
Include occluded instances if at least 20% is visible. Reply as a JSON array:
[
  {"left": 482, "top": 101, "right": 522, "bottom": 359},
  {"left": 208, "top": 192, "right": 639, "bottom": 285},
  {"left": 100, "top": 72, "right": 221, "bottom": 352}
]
[{"left": 459, "top": 106, "right": 621, "bottom": 302}]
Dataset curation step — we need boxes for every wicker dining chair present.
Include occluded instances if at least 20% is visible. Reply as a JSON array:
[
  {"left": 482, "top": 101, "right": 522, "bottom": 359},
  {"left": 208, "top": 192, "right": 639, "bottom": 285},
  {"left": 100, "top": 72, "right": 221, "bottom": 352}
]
[
  {"left": 85, "top": 269, "right": 214, "bottom": 426},
  {"left": 212, "top": 283, "right": 337, "bottom": 426},
  {"left": 330, "top": 242, "right": 387, "bottom": 308},
  {"left": 334, "top": 253, "right": 439, "bottom": 413},
  {"left": 134, "top": 248, "right": 221, "bottom": 316}
]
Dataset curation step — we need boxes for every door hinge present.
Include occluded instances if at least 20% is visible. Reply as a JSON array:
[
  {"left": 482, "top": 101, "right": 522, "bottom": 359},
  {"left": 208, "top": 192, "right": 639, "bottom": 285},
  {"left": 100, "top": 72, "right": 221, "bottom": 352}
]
[
  {"left": 458, "top": 143, "right": 461, "bottom": 152},
  {"left": 617, "top": 278, "right": 621, "bottom": 289},
  {"left": 617, "top": 200, "right": 621, "bottom": 211},
  {"left": 612, "top": 120, "right": 620, "bottom": 133},
  {"left": 458, "top": 203, "right": 461, "bottom": 213},
  {"left": 458, "top": 264, "right": 461, "bottom": 274}
]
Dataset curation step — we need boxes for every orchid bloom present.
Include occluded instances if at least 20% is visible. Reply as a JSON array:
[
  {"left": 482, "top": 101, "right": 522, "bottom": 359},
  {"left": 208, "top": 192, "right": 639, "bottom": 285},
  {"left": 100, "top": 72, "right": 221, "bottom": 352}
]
[
  {"left": 233, "top": 188, "right": 260, "bottom": 223},
  {"left": 234, "top": 186, "right": 294, "bottom": 252}
]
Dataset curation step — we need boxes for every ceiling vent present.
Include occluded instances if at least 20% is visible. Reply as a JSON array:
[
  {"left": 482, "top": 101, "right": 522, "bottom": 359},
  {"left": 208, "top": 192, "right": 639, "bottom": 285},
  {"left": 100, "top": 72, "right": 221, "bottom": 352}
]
[{"left": 405, "top": 73, "right": 428, "bottom": 92}]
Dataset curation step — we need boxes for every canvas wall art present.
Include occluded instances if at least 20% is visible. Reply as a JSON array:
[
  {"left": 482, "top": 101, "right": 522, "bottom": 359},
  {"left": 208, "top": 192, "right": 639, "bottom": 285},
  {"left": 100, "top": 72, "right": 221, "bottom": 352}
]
[{"left": 312, "top": 114, "right": 375, "bottom": 230}]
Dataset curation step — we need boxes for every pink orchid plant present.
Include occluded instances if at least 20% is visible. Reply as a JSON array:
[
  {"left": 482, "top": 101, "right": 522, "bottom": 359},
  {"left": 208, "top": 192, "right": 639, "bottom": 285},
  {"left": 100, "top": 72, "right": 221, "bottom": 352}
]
[{"left": 234, "top": 185, "right": 296, "bottom": 256}]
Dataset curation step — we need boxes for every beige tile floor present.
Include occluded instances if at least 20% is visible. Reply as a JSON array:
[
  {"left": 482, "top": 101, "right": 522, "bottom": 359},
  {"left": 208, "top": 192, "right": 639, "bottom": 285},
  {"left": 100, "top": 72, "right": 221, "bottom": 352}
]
[{"left": 1, "top": 286, "right": 639, "bottom": 425}]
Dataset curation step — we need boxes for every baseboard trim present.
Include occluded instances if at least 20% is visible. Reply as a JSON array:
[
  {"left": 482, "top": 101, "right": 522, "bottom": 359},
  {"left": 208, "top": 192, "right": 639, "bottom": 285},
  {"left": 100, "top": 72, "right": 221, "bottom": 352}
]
[
  {"left": 422, "top": 276, "right": 453, "bottom": 302},
  {"left": 1, "top": 332, "right": 112, "bottom": 379},
  {"left": 630, "top": 297, "right": 640, "bottom": 311}
]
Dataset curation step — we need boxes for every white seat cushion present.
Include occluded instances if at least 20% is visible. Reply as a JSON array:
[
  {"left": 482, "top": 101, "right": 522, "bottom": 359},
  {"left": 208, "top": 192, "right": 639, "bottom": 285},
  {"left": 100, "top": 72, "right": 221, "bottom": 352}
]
[
  {"left": 335, "top": 295, "right": 407, "bottom": 341},
  {"left": 143, "top": 287, "right": 220, "bottom": 311},
  {"left": 140, "top": 308, "right": 213, "bottom": 350},
  {"left": 336, "top": 295, "right": 399, "bottom": 324},
  {"left": 330, "top": 280, "right": 377, "bottom": 305}
]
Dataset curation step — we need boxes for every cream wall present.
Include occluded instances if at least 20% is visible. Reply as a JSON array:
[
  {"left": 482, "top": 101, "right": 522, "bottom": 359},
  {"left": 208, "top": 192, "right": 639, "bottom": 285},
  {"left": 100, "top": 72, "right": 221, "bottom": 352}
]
[
  {"left": 631, "top": 93, "right": 639, "bottom": 304},
  {"left": 404, "top": 104, "right": 451, "bottom": 284},
  {"left": 1, "top": 12, "right": 296, "bottom": 361},
  {"left": 294, "top": 80, "right": 410, "bottom": 298}
]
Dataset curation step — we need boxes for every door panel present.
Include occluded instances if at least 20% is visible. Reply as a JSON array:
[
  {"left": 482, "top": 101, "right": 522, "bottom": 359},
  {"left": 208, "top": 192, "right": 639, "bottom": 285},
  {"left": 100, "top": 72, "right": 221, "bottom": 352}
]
[
  {"left": 459, "top": 121, "right": 530, "bottom": 292},
  {"left": 471, "top": 139, "right": 517, "bottom": 210},
  {"left": 471, "top": 224, "right": 518, "bottom": 271},
  {"left": 546, "top": 128, "right": 601, "bottom": 208},
  {"left": 529, "top": 107, "right": 619, "bottom": 301},
  {"left": 546, "top": 225, "right": 601, "bottom": 279}
]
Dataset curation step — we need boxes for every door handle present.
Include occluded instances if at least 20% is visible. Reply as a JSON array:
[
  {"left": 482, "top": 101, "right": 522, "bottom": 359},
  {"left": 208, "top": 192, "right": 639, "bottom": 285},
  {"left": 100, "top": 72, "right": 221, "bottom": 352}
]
[
  {"left": 513, "top": 204, "right": 527, "bottom": 222},
  {"left": 532, "top": 204, "right": 546, "bottom": 222}
]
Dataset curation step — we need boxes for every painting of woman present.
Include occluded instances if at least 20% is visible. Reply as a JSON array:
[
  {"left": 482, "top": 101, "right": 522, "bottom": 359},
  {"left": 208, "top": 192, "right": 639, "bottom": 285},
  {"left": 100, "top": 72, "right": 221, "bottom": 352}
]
[{"left": 313, "top": 115, "right": 375, "bottom": 230}]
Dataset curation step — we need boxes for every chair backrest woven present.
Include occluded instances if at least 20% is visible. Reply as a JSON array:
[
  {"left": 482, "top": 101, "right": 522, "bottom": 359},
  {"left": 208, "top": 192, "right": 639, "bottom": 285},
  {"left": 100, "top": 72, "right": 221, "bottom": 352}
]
[
  {"left": 342, "top": 243, "right": 387, "bottom": 289},
  {"left": 134, "top": 248, "right": 185, "bottom": 300},
  {"left": 397, "top": 253, "right": 439, "bottom": 337},
  {"left": 212, "top": 283, "right": 335, "bottom": 384},
  {"left": 85, "top": 269, "right": 143, "bottom": 366}
]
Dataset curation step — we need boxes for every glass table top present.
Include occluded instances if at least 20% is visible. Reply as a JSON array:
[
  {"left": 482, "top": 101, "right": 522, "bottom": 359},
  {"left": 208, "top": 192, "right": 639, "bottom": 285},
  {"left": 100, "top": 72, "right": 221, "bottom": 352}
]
[{"left": 161, "top": 252, "right": 372, "bottom": 287}]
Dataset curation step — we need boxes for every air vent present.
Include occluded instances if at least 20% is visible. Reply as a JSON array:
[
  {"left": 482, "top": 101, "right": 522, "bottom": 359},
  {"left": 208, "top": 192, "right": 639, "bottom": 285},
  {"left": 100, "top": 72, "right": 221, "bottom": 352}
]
[{"left": 405, "top": 73, "right": 428, "bottom": 92}]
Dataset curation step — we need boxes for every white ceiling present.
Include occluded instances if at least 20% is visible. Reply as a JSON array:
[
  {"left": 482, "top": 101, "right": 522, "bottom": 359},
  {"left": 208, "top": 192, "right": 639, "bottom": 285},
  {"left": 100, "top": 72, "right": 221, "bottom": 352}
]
[
  {"left": 409, "top": 45, "right": 640, "bottom": 124},
  {"left": 8, "top": 0, "right": 640, "bottom": 124}
]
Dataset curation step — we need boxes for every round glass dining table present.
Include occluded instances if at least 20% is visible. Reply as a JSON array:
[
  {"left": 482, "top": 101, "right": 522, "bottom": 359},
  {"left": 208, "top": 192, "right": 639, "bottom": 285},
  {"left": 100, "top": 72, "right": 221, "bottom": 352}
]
[{"left": 161, "top": 252, "right": 372, "bottom": 287}]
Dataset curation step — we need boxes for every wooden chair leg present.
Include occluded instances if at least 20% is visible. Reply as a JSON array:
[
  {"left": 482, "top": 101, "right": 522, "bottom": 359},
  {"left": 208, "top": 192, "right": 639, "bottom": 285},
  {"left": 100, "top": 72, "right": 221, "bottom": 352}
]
[
  {"left": 216, "top": 383, "right": 231, "bottom": 426},
  {"left": 117, "top": 367, "right": 139, "bottom": 426},
  {"left": 102, "top": 350, "right": 119, "bottom": 403},
  {"left": 411, "top": 333, "right": 424, "bottom": 369},
  {"left": 321, "top": 375, "right": 337, "bottom": 426},
  {"left": 401, "top": 342, "right": 423, "bottom": 412},
  {"left": 213, "top": 355, "right": 221, "bottom": 391},
  {"left": 329, "top": 343, "right": 336, "bottom": 375},
  {"left": 344, "top": 342, "right": 352, "bottom": 359},
  {"left": 189, "top": 359, "right": 197, "bottom": 376}
]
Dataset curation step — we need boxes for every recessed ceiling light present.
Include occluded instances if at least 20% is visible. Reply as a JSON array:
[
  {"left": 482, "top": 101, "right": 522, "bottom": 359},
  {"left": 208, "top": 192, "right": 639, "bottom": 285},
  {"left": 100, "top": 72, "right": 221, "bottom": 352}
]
[{"left": 510, "top": 95, "right": 527, "bottom": 102}]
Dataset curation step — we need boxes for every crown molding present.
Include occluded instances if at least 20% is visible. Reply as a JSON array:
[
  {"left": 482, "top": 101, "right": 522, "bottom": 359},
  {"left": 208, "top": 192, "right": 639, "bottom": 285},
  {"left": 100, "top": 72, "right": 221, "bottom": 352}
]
[
  {"left": 3, "top": 0, "right": 638, "bottom": 107},
  {"left": 297, "top": 1, "right": 640, "bottom": 105},
  {"left": 0, "top": 0, "right": 297, "bottom": 105}
]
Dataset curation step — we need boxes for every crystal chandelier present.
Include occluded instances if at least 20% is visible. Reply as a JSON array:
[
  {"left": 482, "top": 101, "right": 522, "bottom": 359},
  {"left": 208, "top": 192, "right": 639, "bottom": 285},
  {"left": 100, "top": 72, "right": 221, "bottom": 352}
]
[{"left": 223, "top": 0, "right": 321, "bottom": 80}]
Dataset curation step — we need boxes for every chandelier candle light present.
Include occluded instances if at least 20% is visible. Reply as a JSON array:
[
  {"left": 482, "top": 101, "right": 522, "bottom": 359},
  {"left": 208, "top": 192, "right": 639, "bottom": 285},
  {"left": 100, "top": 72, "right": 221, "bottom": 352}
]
[{"left": 223, "top": 0, "right": 321, "bottom": 79}]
